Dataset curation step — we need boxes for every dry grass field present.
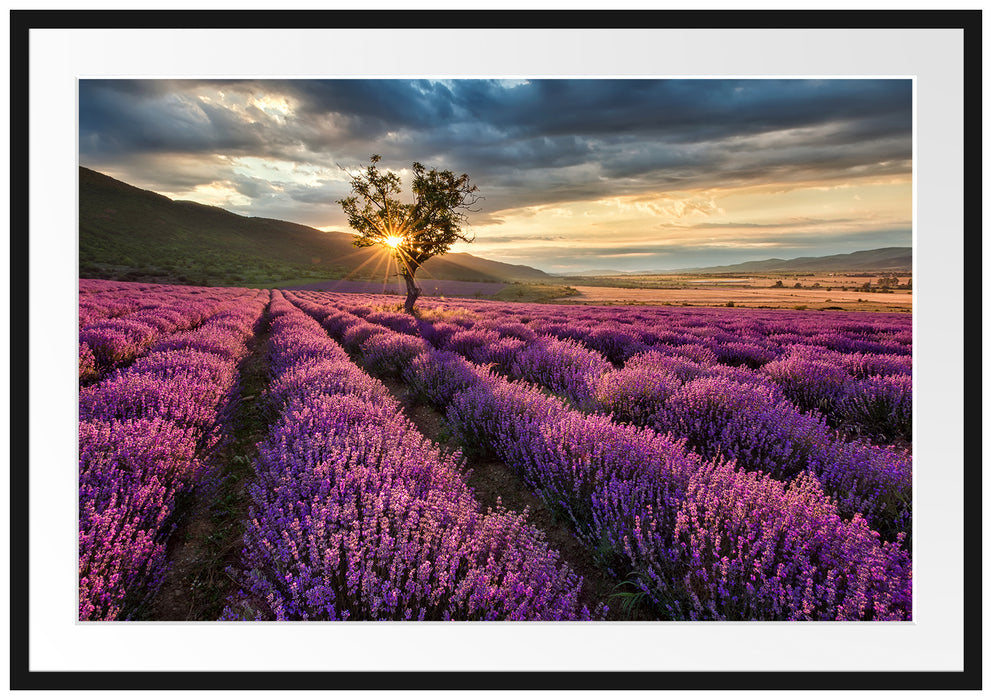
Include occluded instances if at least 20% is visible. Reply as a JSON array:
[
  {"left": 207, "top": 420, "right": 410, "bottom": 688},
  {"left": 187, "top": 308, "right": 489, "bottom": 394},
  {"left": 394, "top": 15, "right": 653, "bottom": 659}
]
[{"left": 564, "top": 274, "right": 912, "bottom": 313}]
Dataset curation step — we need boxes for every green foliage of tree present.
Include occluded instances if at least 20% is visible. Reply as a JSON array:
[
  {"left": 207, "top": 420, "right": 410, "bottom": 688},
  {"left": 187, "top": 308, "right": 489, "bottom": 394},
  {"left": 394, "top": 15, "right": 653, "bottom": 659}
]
[{"left": 338, "top": 154, "right": 481, "bottom": 313}]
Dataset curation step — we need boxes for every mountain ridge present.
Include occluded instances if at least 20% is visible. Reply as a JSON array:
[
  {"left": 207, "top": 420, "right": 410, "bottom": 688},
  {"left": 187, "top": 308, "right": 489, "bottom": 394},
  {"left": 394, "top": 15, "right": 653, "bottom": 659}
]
[
  {"left": 78, "top": 166, "right": 551, "bottom": 286},
  {"left": 553, "top": 247, "right": 912, "bottom": 276},
  {"left": 666, "top": 247, "right": 912, "bottom": 274}
]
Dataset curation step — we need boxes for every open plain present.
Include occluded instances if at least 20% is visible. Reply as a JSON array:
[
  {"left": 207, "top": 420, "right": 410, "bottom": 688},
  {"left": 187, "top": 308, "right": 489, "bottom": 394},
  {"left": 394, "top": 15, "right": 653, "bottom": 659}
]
[{"left": 568, "top": 283, "right": 912, "bottom": 312}]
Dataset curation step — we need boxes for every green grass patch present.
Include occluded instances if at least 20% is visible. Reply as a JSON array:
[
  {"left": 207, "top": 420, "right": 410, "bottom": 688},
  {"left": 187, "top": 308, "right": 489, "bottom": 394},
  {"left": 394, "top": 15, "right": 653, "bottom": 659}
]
[
  {"left": 242, "top": 277, "right": 336, "bottom": 289},
  {"left": 487, "top": 284, "right": 580, "bottom": 303}
]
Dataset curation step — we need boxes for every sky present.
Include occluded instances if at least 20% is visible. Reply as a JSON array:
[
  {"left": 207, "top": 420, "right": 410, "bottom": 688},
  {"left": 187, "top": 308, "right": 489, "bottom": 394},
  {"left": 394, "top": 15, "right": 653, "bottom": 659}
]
[{"left": 79, "top": 78, "right": 912, "bottom": 273}]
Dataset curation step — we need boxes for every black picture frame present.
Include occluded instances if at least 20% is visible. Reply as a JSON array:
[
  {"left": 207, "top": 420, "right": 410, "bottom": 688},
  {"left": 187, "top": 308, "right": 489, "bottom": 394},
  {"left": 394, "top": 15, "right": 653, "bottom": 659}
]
[{"left": 8, "top": 8, "right": 982, "bottom": 693}]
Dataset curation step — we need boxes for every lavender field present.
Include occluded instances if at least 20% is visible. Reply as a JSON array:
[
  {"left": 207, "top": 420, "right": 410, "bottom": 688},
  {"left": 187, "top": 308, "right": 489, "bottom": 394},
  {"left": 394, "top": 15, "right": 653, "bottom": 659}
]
[
  {"left": 281, "top": 278, "right": 509, "bottom": 298},
  {"left": 78, "top": 279, "right": 913, "bottom": 622}
]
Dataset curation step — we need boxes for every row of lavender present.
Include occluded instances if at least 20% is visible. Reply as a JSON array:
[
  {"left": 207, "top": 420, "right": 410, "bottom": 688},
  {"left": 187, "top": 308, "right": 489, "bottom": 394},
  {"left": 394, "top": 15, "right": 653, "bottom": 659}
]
[
  {"left": 80, "top": 281, "right": 255, "bottom": 381},
  {"left": 78, "top": 287, "right": 268, "bottom": 620},
  {"left": 308, "top": 292, "right": 911, "bottom": 444},
  {"left": 480, "top": 301, "right": 912, "bottom": 445},
  {"left": 443, "top": 296, "right": 910, "bottom": 357},
  {"left": 79, "top": 277, "right": 160, "bottom": 297},
  {"left": 222, "top": 291, "right": 592, "bottom": 620},
  {"left": 290, "top": 291, "right": 911, "bottom": 544},
  {"left": 283, "top": 292, "right": 912, "bottom": 621},
  {"left": 79, "top": 278, "right": 223, "bottom": 328},
  {"left": 304, "top": 291, "right": 911, "bottom": 358}
]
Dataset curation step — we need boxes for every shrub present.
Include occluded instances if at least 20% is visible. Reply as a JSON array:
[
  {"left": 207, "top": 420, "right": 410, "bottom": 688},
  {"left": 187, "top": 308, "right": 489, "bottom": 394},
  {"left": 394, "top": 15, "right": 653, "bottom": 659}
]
[
  {"left": 359, "top": 333, "right": 429, "bottom": 378},
  {"left": 593, "top": 365, "right": 681, "bottom": 425},
  {"left": 509, "top": 336, "right": 612, "bottom": 408},
  {"left": 762, "top": 353, "right": 851, "bottom": 418},
  {"left": 841, "top": 374, "right": 912, "bottom": 443},
  {"left": 630, "top": 463, "right": 911, "bottom": 620},
  {"left": 79, "top": 343, "right": 99, "bottom": 382},
  {"left": 403, "top": 350, "right": 482, "bottom": 409},
  {"left": 340, "top": 321, "right": 390, "bottom": 354}
]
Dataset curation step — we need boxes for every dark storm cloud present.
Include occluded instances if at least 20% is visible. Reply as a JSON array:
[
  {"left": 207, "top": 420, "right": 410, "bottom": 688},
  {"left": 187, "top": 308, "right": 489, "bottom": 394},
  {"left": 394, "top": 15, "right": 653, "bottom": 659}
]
[
  {"left": 79, "top": 78, "right": 911, "bottom": 181},
  {"left": 78, "top": 78, "right": 912, "bottom": 268},
  {"left": 280, "top": 79, "right": 459, "bottom": 132},
  {"left": 450, "top": 79, "right": 911, "bottom": 145},
  {"left": 79, "top": 81, "right": 248, "bottom": 155}
]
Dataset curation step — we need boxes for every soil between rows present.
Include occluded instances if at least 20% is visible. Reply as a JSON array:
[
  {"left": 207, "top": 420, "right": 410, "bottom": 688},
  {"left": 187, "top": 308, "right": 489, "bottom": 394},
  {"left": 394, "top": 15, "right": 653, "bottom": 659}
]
[{"left": 145, "top": 309, "right": 273, "bottom": 621}]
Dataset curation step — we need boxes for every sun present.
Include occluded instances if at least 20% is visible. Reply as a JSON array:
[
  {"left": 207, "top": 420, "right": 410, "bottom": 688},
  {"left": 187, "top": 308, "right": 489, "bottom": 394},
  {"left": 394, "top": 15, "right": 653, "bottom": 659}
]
[{"left": 384, "top": 235, "right": 404, "bottom": 249}]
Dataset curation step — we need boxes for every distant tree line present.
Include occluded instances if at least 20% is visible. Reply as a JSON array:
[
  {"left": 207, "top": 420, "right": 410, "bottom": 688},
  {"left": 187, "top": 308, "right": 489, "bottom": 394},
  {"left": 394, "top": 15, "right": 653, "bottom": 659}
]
[{"left": 771, "top": 276, "right": 911, "bottom": 292}]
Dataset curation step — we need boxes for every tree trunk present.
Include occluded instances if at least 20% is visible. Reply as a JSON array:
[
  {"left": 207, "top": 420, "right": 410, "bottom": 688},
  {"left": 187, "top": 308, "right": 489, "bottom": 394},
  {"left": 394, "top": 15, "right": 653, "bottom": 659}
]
[{"left": 402, "top": 270, "right": 422, "bottom": 314}]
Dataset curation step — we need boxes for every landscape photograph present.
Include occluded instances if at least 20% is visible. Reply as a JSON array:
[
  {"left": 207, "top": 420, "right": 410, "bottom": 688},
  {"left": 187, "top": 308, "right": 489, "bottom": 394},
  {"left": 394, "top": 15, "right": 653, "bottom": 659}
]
[{"left": 78, "top": 77, "right": 913, "bottom": 623}]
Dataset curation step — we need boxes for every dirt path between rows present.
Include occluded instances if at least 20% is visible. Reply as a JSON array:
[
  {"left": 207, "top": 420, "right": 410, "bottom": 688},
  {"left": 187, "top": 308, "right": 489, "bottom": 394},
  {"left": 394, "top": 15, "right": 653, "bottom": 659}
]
[{"left": 145, "top": 307, "right": 273, "bottom": 620}]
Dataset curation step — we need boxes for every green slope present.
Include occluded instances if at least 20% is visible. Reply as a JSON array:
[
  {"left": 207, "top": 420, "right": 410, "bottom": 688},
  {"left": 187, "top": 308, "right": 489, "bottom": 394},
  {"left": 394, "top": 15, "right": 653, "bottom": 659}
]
[{"left": 79, "top": 166, "right": 551, "bottom": 286}]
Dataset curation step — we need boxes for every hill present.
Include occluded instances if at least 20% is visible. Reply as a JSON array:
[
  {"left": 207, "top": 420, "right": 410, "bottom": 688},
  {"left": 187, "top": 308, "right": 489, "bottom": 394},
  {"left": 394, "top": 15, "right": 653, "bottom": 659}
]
[
  {"left": 78, "top": 167, "right": 551, "bottom": 287},
  {"left": 675, "top": 247, "right": 912, "bottom": 274}
]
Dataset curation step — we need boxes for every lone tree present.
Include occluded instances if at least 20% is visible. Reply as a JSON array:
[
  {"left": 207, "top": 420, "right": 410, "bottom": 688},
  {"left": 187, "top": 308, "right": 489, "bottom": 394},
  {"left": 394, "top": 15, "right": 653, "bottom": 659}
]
[{"left": 338, "top": 154, "right": 481, "bottom": 314}]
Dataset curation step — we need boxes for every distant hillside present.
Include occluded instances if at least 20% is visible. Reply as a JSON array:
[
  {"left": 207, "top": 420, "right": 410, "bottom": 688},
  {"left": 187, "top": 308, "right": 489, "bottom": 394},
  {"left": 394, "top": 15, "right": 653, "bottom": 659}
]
[
  {"left": 677, "top": 247, "right": 912, "bottom": 274},
  {"left": 78, "top": 167, "right": 551, "bottom": 286}
]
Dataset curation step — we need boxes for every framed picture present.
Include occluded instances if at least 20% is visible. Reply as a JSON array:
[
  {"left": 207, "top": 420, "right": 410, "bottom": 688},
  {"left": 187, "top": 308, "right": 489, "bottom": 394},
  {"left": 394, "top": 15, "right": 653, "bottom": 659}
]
[{"left": 9, "top": 8, "right": 981, "bottom": 693}]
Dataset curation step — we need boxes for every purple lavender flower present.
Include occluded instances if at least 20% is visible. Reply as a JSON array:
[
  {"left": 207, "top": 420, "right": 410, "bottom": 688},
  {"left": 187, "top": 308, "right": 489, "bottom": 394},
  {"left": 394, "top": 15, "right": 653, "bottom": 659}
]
[
  {"left": 223, "top": 296, "right": 590, "bottom": 621},
  {"left": 841, "top": 374, "right": 912, "bottom": 442},
  {"left": 78, "top": 288, "right": 268, "bottom": 620}
]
